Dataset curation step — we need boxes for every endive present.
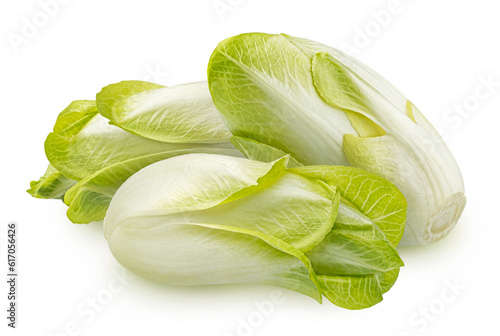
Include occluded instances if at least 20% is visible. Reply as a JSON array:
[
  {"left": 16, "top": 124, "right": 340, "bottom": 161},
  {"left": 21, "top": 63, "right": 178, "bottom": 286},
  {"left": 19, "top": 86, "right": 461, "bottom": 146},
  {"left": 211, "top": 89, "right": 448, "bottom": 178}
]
[
  {"left": 208, "top": 33, "right": 466, "bottom": 245},
  {"left": 29, "top": 81, "right": 243, "bottom": 223},
  {"left": 104, "top": 154, "right": 406, "bottom": 309}
]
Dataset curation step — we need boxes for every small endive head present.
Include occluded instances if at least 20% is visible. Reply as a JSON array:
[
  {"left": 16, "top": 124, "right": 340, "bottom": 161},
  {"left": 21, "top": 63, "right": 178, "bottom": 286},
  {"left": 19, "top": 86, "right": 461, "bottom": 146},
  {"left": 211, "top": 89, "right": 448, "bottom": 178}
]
[{"left": 103, "top": 154, "right": 337, "bottom": 300}]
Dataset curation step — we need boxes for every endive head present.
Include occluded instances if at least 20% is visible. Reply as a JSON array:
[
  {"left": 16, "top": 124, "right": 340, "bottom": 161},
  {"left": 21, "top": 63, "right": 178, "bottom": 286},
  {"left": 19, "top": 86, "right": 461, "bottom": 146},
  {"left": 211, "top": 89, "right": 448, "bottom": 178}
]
[
  {"left": 104, "top": 154, "right": 338, "bottom": 302},
  {"left": 34, "top": 81, "right": 243, "bottom": 224},
  {"left": 208, "top": 33, "right": 465, "bottom": 245}
]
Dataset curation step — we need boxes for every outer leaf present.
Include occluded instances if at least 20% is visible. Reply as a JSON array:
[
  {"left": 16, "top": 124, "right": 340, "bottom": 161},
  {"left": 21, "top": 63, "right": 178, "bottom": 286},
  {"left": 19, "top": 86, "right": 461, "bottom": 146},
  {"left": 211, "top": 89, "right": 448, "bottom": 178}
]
[
  {"left": 378, "top": 268, "right": 400, "bottom": 294},
  {"left": 282, "top": 33, "right": 410, "bottom": 115},
  {"left": 306, "top": 230, "right": 403, "bottom": 276},
  {"left": 27, "top": 164, "right": 76, "bottom": 200},
  {"left": 97, "top": 81, "right": 232, "bottom": 143},
  {"left": 318, "top": 268, "right": 400, "bottom": 309},
  {"left": 318, "top": 274, "right": 382, "bottom": 310},
  {"left": 231, "top": 136, "right": 303, "bottom": 167}
]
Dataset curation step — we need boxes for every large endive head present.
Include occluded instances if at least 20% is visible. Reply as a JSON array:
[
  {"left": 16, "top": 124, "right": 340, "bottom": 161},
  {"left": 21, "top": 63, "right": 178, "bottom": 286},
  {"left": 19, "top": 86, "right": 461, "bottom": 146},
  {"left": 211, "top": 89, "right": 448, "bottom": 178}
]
[{"left": 208, "top": 33, "right": 465, "bottom": 245}]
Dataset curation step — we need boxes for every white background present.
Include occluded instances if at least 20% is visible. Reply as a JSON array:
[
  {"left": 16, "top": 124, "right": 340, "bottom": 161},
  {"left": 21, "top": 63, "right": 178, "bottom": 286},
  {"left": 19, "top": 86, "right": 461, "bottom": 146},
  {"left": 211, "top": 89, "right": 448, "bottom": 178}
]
[{"left": 1, "top": 0, "right": 499, "bottom": 335}]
